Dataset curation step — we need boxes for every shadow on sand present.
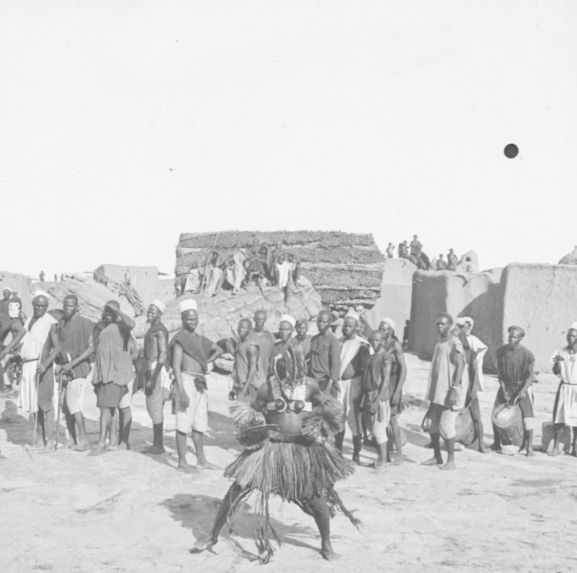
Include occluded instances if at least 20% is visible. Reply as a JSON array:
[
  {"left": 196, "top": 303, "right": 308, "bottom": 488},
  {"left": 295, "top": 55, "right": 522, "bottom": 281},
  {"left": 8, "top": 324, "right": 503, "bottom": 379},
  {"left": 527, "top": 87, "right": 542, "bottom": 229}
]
[{"left": 161, "top": 493, "right": 319, "bottom": 556}]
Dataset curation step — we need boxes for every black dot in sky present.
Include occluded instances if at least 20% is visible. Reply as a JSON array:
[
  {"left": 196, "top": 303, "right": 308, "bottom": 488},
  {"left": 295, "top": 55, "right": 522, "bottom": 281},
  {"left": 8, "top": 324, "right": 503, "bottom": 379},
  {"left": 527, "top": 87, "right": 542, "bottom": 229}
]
[{"left": 504, "top": 143, "right": 519, "bottom": 158}]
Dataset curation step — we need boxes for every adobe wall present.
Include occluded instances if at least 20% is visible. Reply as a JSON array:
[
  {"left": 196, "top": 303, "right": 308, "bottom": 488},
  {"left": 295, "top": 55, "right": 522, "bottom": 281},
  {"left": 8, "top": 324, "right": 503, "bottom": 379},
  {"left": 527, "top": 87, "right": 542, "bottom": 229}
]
[
  {"left": 500, "top": 264, "right": 577, "bottom": 372},
  {"left": 366, "top": 258, "right": 416, "bottom": 333},
  {"left": 409, "top": 269, "right": 502, "bottom": 368}
]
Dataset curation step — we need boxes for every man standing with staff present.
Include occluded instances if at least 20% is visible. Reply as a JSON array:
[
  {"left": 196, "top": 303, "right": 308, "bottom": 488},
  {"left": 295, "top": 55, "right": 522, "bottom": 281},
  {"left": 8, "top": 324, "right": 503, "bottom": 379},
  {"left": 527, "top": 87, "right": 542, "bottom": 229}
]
[
  {"left": 39, "top": 294, "right": 94, "bottom": 450},
  {"left": 10, "top": 291, "right": 57, "bottom": 447}
]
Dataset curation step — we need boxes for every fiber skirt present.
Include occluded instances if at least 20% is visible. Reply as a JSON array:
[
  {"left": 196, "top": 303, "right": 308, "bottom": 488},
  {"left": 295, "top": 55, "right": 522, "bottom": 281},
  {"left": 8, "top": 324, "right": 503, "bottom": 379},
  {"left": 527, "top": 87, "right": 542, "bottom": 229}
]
[{"left": 224, "top": 439, "right": 355, "bottom": 502}]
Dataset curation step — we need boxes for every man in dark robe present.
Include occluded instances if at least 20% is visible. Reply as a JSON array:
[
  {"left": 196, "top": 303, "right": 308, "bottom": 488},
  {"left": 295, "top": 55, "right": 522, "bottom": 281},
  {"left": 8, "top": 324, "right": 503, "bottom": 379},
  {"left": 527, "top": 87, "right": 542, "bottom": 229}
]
[
  {"left": 308, "top": 310, "right": 341, "bottom": 397},
  {"left": 492, "top": 326, "right": 536, "bottom": 456}
]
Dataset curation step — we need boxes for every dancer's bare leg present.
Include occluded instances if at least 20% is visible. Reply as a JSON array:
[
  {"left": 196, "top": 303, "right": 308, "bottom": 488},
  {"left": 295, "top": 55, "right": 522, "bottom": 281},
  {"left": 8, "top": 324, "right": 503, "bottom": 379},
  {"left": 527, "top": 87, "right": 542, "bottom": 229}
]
[
  {"left": 190, "top": 483, "right": 249, "bottom": 552},
  {"left": 306, "top": 494, "right": 333, "bottom": 561}
]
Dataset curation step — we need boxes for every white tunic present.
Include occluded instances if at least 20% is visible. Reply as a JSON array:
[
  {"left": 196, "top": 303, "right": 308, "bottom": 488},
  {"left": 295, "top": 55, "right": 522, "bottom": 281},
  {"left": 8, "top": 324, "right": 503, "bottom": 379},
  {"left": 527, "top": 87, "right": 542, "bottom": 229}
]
[
  {"left": 18, "top": 313, "right": 57, "bottom": 413},
  {"left": 552, "top": 348, "right": 577, "bottom": 426}
]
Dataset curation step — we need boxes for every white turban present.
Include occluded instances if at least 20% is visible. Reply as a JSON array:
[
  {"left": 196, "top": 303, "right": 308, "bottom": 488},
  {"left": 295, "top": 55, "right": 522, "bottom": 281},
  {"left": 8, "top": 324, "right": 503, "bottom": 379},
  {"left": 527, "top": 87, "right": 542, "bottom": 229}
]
[
  {"left": 345, "top": 309, "right": 360, "bottom": 322},
  {"left": 280, "top": 314, "right": 296, "bottom": 328},
  {"left": 570, "top": 322, "right": 577, "bottom": 331},
  {"left": 179, "top": 299, "right": 198, "bottom": 313},
  {"left": 456, "top": 316, "right": 474, "bottom": 328},
  {"left": 33, "top": 289, "right": 50, "bottom": 301},
  {"left": 2, "top": 286, "right": 12, "bottom": 293},
  {"left": 381, "top": 317, "right": 396, "bottom": 331},
  {"left": 151, "top": 299, "right": 166, "bottom": 314}
]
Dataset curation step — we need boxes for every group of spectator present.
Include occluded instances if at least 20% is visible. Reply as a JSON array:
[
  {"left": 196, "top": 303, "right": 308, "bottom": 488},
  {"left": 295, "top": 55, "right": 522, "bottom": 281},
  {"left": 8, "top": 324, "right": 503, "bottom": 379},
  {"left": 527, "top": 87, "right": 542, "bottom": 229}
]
[
  {"left": 177, "top": 243, "right": 301, "bottom": 300},
  {"left": 385, "top": 235, "right": 461, "bottom": 272}
]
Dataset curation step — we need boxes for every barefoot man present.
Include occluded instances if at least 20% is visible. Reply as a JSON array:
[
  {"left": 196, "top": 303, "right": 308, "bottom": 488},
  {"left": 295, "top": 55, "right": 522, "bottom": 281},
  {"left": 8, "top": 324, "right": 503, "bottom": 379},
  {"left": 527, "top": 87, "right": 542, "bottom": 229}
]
[
  {"left": 379, "top": 318, "right": 407, "bottom": 463},
  {"left": 361, "top": 331, "right": 392, "bottom": 469},
  {"left": 456, "top": 316, "right": 488, "bottom": 453},
  {"left": 15, "top": 292, "right": 58, "bottom": 447},
  {"left": 422, "top": 313, "right": 467, "bottom": 470},
  {"left": 550, "top": 324, "right": 577, "bottom": 456},
  {"left": 309, "top": 310, "right": 341, "bottom": 397},
  {"left": 191, "top": 345, "right": 359, "bottom": 562},
  {"left": 336, "top": 315, "right": 370, "bottom": 461},
  {"left": 170, "top": 299, "right": 222, "bottom": 472},
  {"left": 143, "top": 299, "right": 170, "bottom": 454},
  {"left": 40, "top": 295, "right": 94, "bottom": 450},
  {"left": 492, "top": 326, "right": 536, "bottom": 456},
  {"left": 91, "top": 301, "right": 135, "bottom": 455}
]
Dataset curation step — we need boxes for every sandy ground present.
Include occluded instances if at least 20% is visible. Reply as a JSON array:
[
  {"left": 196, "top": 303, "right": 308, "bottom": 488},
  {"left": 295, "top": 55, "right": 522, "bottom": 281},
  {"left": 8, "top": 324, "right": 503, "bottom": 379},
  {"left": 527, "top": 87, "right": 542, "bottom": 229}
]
[{"left": 1, "top": 354, "right": 576, "bottom": 573}]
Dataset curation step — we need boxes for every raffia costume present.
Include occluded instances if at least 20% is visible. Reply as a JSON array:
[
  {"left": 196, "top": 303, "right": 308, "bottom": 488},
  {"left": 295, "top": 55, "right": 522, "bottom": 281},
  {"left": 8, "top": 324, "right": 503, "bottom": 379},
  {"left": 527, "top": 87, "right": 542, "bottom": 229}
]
[{"left": 206, "top": 345, "right": 359, "bottom": 562}]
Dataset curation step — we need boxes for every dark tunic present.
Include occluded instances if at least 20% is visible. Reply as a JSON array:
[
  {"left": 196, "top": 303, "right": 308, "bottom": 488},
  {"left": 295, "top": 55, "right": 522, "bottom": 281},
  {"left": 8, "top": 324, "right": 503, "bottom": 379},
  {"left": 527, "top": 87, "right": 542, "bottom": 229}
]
[
  {"left": 247, "top": 330, "right": 275, "bottom": 386},
  {"left": 308, "top": 331, "right": 340, "bottom": 390},
  {"left": 58, "top": 314, "right": 93, "bottom": 379},
  {"left": 361, "top": 350, "right": 392, "bottom": 401},
  {"left": 232, "top": 338, "right": 253, "bottom": 389},
  {"left": 495, "top": 344, "right": 535, "bottom": 417},
  {"left": 169, "top": 329, "right": 215, "bottom": 374},
  {"left": 93, "top": 323, "right": 134, "bottom": 386}
]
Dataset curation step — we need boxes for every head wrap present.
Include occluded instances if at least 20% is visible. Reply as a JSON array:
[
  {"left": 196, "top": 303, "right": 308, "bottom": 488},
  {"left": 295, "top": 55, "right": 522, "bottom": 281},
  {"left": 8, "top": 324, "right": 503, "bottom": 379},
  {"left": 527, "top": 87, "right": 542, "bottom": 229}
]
[
  {"left": 179, "top": 299, "right": 197, "bottom": 314},
  {"left": 456, "top": 316, "right": 474, "bottom": 328},
  {"left": 280, "top": 314, "right": 296, "bottom": 328},
  {"left": 2, "top": 286, "right": 12, "bottom": 293},
  {"left": 104, "top": 300, "right": 120, "bottom": 312},
  {"left": 33, "top": 289, "right": 50, "bottom": 302},
  {"left": 150, "top": 299, "right": 166, "bottom": 314},
  {"left": 569, "top": 322, "right": 577, "bottom": 332},
  {"left": 381, "top": 317, "right": 396, "bottom": 331},
  {"left": 344, "top": 309, "right": 360, "bottom": 322}
]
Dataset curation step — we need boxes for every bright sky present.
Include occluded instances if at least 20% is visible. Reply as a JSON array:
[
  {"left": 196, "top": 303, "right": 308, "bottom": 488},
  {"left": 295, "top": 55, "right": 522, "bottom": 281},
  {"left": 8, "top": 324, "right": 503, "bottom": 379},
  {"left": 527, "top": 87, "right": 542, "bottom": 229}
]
[{"left": 1, "top": 1, "right": 576, "bottom": 278}]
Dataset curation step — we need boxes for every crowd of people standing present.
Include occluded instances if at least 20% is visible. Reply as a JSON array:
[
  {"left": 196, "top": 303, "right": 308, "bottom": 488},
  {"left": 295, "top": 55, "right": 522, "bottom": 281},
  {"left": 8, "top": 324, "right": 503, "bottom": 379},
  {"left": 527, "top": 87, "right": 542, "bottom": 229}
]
[{"left": 1, "top": 289, "right": 576, "bottom": 468}]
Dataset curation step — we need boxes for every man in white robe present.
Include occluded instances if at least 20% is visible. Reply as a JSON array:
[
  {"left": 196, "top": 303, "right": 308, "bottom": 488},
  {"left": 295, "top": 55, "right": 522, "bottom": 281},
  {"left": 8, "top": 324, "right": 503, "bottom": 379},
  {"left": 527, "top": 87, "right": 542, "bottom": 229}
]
[
  {"left": 456, "top": 317, "right": 489, "bottom": 453},
  {"left": 550, "top": 324, "right": 577, "bottom": 456},
  {"left": 335, "top": 314, "right": 370, "bottom": 462},
  {"left": 13, "top": 291, "right": 57, "bottom": 446}
]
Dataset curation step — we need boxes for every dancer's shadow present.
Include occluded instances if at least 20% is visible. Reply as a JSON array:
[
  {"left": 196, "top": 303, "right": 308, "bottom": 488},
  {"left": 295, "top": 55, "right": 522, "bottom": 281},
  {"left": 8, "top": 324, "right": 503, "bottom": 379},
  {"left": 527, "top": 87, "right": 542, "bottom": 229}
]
[
  {"left": 404, "top": 423, "right": 431, "bottom": 447},
  {"left": 203, "top": 411, "right": 244, "bottom": 453},
  {"left": 161, "top": 493, "right": 318, "bottom": 554}
]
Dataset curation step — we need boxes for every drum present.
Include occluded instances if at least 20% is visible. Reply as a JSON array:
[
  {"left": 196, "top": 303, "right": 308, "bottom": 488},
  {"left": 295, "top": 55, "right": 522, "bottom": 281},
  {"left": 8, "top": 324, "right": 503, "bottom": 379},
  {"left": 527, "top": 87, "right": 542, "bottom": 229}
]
[{"left": 492, "top": 403, "right": 523, "bottom": 447}]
